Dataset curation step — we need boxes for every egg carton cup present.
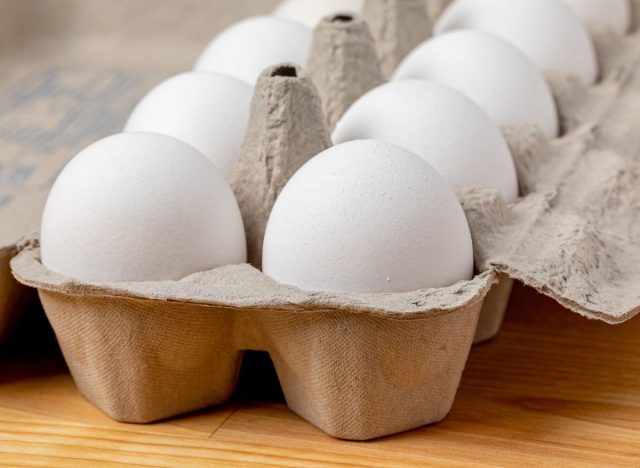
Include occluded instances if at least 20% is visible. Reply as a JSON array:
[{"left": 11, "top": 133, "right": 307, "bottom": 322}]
[{"left": 12, "top": 235, "right": 493, "bottom": 440}]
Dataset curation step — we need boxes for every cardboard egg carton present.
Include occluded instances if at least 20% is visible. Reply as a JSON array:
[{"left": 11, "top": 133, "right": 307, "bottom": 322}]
[
  {"left": 10, "top": 63, "right": 495, "bottom": 440},
  {"left": 13, "top": 233, "right": 493, "bottom": 440},
  {"left": 5, "top": 0, "right": 640, "bottom": 440}
]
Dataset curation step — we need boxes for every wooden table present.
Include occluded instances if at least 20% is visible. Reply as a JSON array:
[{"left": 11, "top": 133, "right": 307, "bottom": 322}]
[{"left": 0, "top": 282, "right": 638, "bottom": 466}]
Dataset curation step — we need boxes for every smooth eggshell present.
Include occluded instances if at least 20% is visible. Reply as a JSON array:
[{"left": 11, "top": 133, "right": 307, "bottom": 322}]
[
  {"left": 332, "top": 80, "right": 519, "bottom": 202},
  {"left": 41, "top": 132, "right": 247, "bottom": 283},
  {"left": 262, "top": 140, "right": 474, "bottom": 294},
  {"left": 435, "top": 0, "right": 598, "bottom": 84},
  {"left": 563, "top": 0, "right": 631, "bottom": 35},
  {"left": 394, "top": 30, "right": 559, "bottom": 138},
  {"left": 273, "top": 0, "right": 364, "bottom": 28},
  {"left": 194, "top": 16, "right": 312, "bottom": 85},
  {"left": 124, "top": 72, "right": 252, "bottom": 177}
]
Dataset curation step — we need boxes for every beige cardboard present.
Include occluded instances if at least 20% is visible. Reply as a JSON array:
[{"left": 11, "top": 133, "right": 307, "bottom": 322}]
[
  {"left": 363, "top": 0, "right": 432, "bottom": 78},
  {"left": 229, "top": 65, "right": 332, "bottom": 268},
  {"left": 424, "top": 0, "right": 451, "bottom": 21},
  {"left": 473, "top": 274, "right": 514, "bottom": 344},
  {"left": 461, "top": 25, "right": 640, "bottom": 333},
  {"left": 308, "top": 14, "right": 384, "bottom": 130},
  {"left": 460, "top": 145, "right": 640, "bottom": 325},
  {"left": 12, "top": 238, "right": 493, "bottom": 440}
]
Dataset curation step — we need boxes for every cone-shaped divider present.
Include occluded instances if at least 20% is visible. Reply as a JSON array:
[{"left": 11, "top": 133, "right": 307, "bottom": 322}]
[
  {"left": 424, "top": 0, "right": 451, "bottom": 22},
  {"left": 229, "top": 64, "right": 332, "bottom": 268},
  {"left": 632, "top": 0, "right": 640, "bottom": 31},
  {"left": 308, "top": 14, "right": 385, "bottom": 130},
  {"left": 363, "top": 0, "right": 432, "bottom": 78}
]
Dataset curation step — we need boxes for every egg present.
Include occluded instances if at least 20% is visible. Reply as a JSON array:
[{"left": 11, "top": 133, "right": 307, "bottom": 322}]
[
  {"left": 194, "top": 16, "right": 313, "bottom": 85},
  {"left": 563, "top": 0, "right": 631, "bottom": 35},
  {"left": 262, "top": 140, "right": 474, "bottom": 293},
  {"left": 394, "top": 30, "right": 558, "bottom": 138},
  {"left": 40, "top": 132, "right": 246, "bottom": 283},
  {"left": 333, "top": 80, "right": 519, "bottom": 202},
  {"left": 435, "top": 0, "right": 598, "bottom": 84},
  {"left": 273, "top": 0, "right": 364, "bottom": 28},
  {"left": 124, "top": 72, "right": 252, "bottom": 177}
]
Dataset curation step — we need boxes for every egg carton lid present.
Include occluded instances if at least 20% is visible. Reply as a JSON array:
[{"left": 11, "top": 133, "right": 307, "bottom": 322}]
[{"left": 455, "top": 26, "right": 640, "bottom": 324}]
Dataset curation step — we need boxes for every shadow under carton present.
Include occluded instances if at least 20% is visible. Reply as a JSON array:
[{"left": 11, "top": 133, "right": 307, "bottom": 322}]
[
  {"left": 0, "top": 247, "right": 32, "bottom": 342},
  {"left": 473, "top": 274, "right": 514, "bottom": 344}
]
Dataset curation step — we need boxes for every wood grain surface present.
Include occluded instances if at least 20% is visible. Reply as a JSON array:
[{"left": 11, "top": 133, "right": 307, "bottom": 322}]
[{"left": 0, "top": 282, "right": 638, "bottom": 467}]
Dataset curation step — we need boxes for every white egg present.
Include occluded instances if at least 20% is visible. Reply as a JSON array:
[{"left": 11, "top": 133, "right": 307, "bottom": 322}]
[
  {"left": 333, "top": 80, "right": 518, "bottom": 202},
  {"left": 394, "top": 30, "right": 559, "bottom": 138},
  {"left": 194, "top": 16, "right": 313, "bottom": 85},
  {"left": 273, "top": 0, "right": 364, "bottom": 28},
  {"left": 563, "top": 0, "right": 631, "bottom": 35},
  {"left": 435, "top": 0, "right": 598, "bottom": 84},
  {"left": 262, "top": 140, "right": 474, "bottom": 294},
  {"left": 40, "top": 132, "right": 247, "bottom": 283},
  {"left": 124, "top": 72, "right": 252, "bottom": 177}
]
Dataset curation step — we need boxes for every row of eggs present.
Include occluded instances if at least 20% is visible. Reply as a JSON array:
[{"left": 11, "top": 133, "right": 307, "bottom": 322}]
[
  {"left": 275, "top": 0, "right": 631, "bottom": 36},
  {"left": 40, "top": 0, "right": 631, "bottom": 294}
]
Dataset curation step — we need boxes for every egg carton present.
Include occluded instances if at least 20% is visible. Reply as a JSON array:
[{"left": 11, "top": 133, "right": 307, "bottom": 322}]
[
  {"left": 7, "top": 1, "right": 640, "bottom": 441},
  {"left": 9, "top": 63, "right": 499, "bottom": 441},
  {"left": 12, "top": 234, "right": 493, "bottom": 440}
]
